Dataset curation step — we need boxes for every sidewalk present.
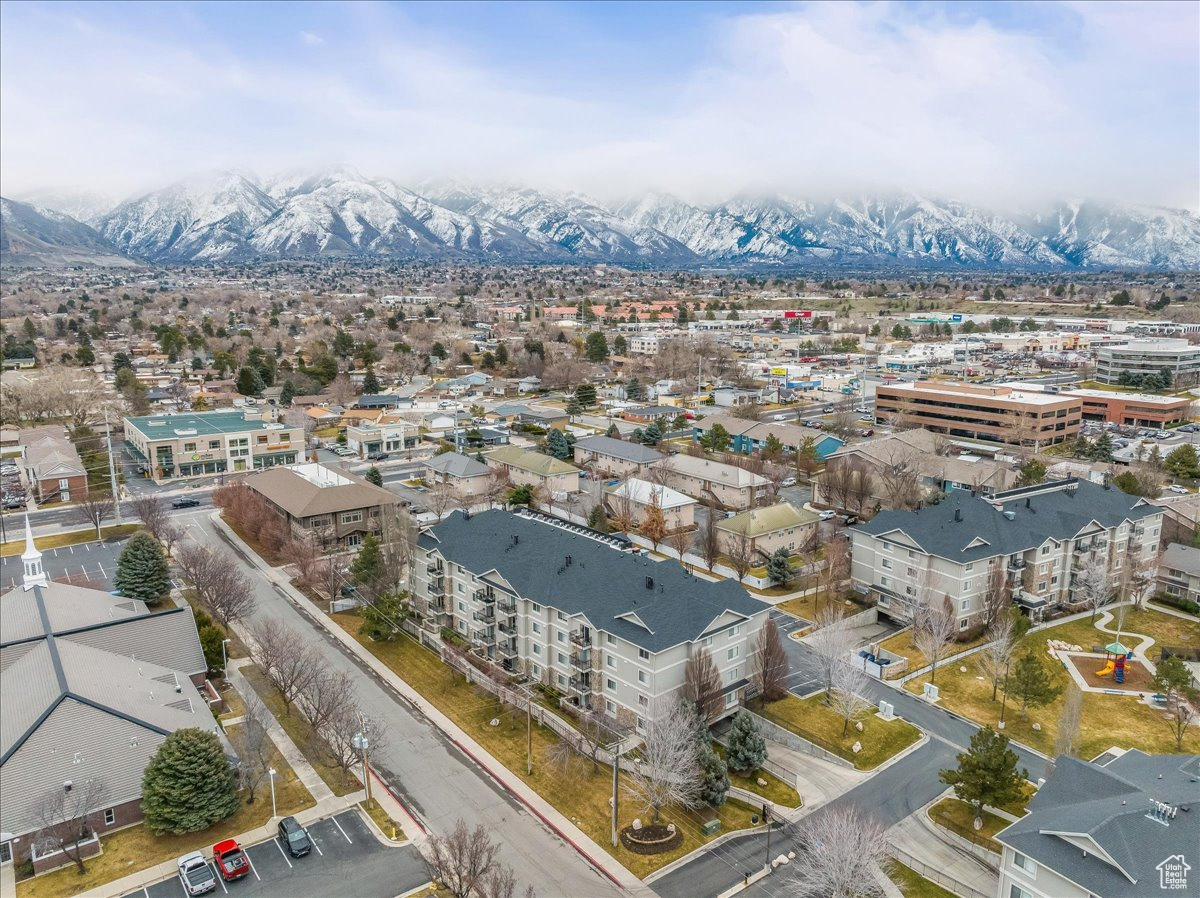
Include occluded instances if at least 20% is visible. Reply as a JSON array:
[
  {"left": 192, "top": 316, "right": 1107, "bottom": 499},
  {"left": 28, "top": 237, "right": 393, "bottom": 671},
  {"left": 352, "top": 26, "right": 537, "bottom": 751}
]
[
  {"left": 212, "top": 512, "right": 650, "bottom": 896},
  {"left": 762, "top": 741, "right": 869, "bottom": 817},
  {"left": 887, "top": 804, "right": 998, "bottom": 898}
]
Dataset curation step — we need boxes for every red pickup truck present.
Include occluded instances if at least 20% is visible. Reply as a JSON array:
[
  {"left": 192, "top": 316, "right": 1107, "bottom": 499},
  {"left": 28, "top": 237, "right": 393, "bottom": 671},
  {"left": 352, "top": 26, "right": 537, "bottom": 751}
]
[{"left": 212, "top": 839, "right": 251, "bottom": 882}]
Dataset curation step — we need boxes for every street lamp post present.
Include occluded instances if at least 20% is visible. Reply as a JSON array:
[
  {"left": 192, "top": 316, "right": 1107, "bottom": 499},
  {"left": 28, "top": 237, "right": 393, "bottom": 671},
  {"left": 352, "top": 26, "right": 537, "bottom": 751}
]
[
  {"left": 268, "top": 767, "right": 277, "bottom": 819},
  {"left": 354, "top": 718, "right": 373, "bottom": 808},
  {"left": 221, "top": 638, "right": 232, "bottom": 674}
]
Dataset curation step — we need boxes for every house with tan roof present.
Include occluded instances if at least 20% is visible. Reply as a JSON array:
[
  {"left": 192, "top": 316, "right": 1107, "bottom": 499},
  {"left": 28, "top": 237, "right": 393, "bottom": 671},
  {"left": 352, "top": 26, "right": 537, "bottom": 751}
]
[
  {"left": 604, "top": 478, "right": 696, "bottom": 532},
  {"left": 652, "top": 454, "right": 768, "bottom": 510},
  {"left": 485, "top": 446, "right": 581, "bottom": 497},
  {"left": 716, "top": 501, "right": 819, "bottom": 559}
]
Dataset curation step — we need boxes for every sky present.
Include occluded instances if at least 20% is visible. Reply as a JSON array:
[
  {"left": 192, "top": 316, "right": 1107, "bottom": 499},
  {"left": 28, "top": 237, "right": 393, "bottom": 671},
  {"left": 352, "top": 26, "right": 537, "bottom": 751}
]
[{"left": 1, "top": 0, "right": 1197, "bottom": 210}]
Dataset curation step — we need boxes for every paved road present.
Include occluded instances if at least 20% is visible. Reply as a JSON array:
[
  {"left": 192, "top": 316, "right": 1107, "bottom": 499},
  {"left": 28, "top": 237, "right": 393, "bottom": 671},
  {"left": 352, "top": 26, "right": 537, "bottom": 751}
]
[
  {"left": 121, "top": 810, "right": 427, "bottom": 898},
  {"left": 652, "top": 609, "right": 1047, "bottom": 898},
  {"left": 184, "top": 515, "right": 621, "bottom": 898}
]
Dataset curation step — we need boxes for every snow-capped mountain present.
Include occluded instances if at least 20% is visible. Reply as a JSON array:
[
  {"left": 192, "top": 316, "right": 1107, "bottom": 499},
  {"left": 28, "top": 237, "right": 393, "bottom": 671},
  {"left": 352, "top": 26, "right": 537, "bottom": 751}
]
[
  {"left": 0, "top": 197, "right": 134, "bottom": 267},
  {"left": 14, "top": 170, "right": 1200, "bottom": 269}
]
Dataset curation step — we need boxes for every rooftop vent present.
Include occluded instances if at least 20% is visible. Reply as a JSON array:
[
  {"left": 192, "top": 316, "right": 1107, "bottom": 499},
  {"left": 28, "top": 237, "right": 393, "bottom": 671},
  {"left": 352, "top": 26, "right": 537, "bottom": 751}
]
[
  {"left": 954, "top": 508, "right": 962, "bottom": 523},
  {"left": 1003, "top": 511, "right": 1016, "bottom": 521},
  {"left": 645, "top": 576, "right": 654, "bottom": 590}
]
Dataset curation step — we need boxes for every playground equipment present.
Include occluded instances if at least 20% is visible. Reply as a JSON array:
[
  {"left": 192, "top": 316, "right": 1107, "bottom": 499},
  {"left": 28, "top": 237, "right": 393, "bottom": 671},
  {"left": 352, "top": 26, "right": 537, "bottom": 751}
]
[{"left": 1097, "top": 641, "right": 1132, "bottom": 684}]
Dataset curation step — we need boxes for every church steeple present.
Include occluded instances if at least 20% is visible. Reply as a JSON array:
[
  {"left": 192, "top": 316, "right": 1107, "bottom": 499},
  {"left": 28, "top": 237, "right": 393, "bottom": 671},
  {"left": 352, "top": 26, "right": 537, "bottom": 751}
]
[{"left": 22, "top": 515, "right": 47, "bottom": 589}]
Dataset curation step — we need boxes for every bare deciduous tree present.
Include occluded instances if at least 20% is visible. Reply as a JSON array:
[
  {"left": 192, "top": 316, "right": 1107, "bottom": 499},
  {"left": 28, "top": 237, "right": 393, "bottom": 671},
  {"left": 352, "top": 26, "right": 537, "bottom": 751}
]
[
  {"left": 1073, "top": 553, "right": 1113, "bottom": 622},
  {"left": 175, "top": 543, "right": 256, "bottom": 625},
  {"left": 622, "top": 698, "right": 702, "bottom": 824},
  {"left": 230, "top": 694, "right": 273, "bottom": 804},
  {"left": 248, "top": 619, "right": 317, "bottom": 713},
  {"left": 299, "top": 668, "right": 354, "bottom": 736},
  {"left": 427, "top": 482, "right": 458, "bottom": 520},
  {"left": 640, "top": 491, "right": 667, "bottom": 552},
  {"left": 427, "top": 819, "right": 526, "bottom": 898},
  {"left": 698, "top": 508, "right": 722, "bottom": 573},
  {"left": 1053, "top": 682, "right": 1084, "bottom": 760},
  {"left": 913, "top": 596, "right": 957, "bottom": 684},
  {"left": 33, "top": 779, "right": 107, "bottom": 874},
  {"left": 974, "top": 612, "right": 1017, "bottom": 702},
  {"left": 130, "top": 495, "right": 168, "bottom": 540},
  {"left": 829, "top": 657, "right": 873, "bottom": 736},
  {"left": 753, "top": 618, "right": 789, "bottom": 701},
  {"left": 726, "top": 531, "right": 755, "bottom": 581},
  {"left": 819, "top": 532, "right": 850, "bottom": 612},
  {"left": 319, "top": 702, "right": 386, "bottom": 776},
  {"left": 483, "top": 469, "right": 511, "bottom": 509},
  {"left": 73, "top": 492, "right": 114, "bottom": 538},
  {"left": 808, "top": 608, "right": 857, "bottom": 704},
  {"left": 789, "top": 805, "right": 891, "bottom": 898},
  {"left": 682, "top": 648, "right": 723, "bottom": 722},
  {"left": 666, "top": 526, "right": 694, "bottom": 561},
  {"left": 981, "top": 565, "right": 1010, "bottom": 630}
]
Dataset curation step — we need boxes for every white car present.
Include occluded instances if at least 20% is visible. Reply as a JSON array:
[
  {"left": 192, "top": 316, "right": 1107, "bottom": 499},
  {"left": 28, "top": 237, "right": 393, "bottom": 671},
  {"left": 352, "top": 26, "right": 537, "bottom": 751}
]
[
  {"left": 819, "top": 510, "right": 836, "bottom": 521},
  {"left": 780, "top": 477, "right": 797, "bottom": 488},
  {"left": 177, "top": 852, "right": 217, "bottom": 896},
  {"left": 1168, "top": 485, "right": 1189, "bottom": 494}
]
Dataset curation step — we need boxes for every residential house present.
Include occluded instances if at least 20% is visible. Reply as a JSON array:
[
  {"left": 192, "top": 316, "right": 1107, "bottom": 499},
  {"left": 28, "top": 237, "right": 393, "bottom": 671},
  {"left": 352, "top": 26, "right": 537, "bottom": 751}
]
[
  {"left": 995, "top": 751, "right": 1199, "bottom": 898},
  {"left": 304, "top": 405, "right": 341, "bottom": 427},
  {"left": 691, "top": 415, "right": 844, "bottom": 460},
  {"left": 652, "top": 454, "right": 769, "bottom": 511},
  {"left": 244, "top": 463, "right": 402, "bottom": 549},
  {"left": 411, "top": 510, "right": 768, "bottom": 728},
  {"left": 711, "top": 386, "right": 761, "bottom": 408},
  {"left": 0, "top": 528, "right": 211, "bottom": 870},
  {"left": 485, "top": 446, "right": 581, "bottom": 497},
  {"left": 572, "top": 435, "right": 665, "bottom": 477},
  {"left": 423, "top": 452, "right": 493, "bottom": 501},
  {"left": 19, "top": 427, "right": 88, "bottom": 503},
  {"left": 620, "top": 405, "right": 679, "bottom": 424},
  {"left": 850, "top": 478, "right": 1163, "bottom": 629},
  {"left": 604, "top": 479, "right": 696, "bottom": 532},
  {"left": 1157, "top": 543, "right": 1200, "bottom": 605},
  {"left": 717, "top": 502, "right": 819, "bottom": 560}
]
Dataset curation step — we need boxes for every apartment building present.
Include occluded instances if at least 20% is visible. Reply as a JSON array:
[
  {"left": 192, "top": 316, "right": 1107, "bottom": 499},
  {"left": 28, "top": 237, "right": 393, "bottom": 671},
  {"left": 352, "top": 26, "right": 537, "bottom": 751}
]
[
  {"left": 124, "top": 410, "right": 303, "bottom": 481},
  {"left": 873, "top": 381, "right": 1082, "bottom": 448},
  {"left": 627, "top": 334, "right": 661, "bottom": 356},
  {"left": 572, "top": 435, "right": 665, "bottom": 477},
  {"left": 604, "top": 478, "right": 696, "bottom": 531},
  {"left": 412, "top": 510, "right": 768, "bottom": 729},
  {"left": 19, "top": 426, "right": 89, "bottom": 503},
  {"left": 996, "top": 751, "right": 1198, "bottom": 898},
  {"left": 850, "top": 479, "right": 1163, "bottom": 629},
  {"left": 1095, "top": 338, "right": 1200, "bottom": 386},
  {"left": 485, "top": 446, "right": 581, "bottom": 496},
  {"left": 653, "top": 454, "right": 769, "bottom": 511},
  {"left": 717, "top": 502, "right": 818, "bottom": 560},
  {"left": 423, "top": 452, "right": 493, "bottom": 500},
  {"left": 1157, "top": 543, "right": 1200, "bottom": 605}
]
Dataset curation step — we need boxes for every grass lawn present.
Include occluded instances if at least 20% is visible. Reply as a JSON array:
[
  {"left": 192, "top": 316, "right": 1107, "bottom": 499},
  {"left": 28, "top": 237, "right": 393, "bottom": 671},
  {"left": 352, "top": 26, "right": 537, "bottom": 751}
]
[
  {"left": 0, "top": 523, "right": 140, "bottom": 557},
  {"left": 240, "top": 665, "right": 362, "bottom": 796},
  {"left": 878, "top": 629, "right": 988, "bottom": 670},
  {"left": 17, "top": 743, "right": 312, "bottom": 898},
  {"left": 221, "top": 515, "right": 287, "bottom": 567},
  {"left": 329, "top": 612, "right": 761, "bottom": 878},
  {"left": 358, "top": 800, "right": 406, "bottom": 842},
  {"left": 928, "top": 798, "right": 1007, "bottom": 854},
  {"left": 754, "top": 694, "right": 921, "bottom": 770},
  {"left": 773, "top": 591, "right": 860, "bottom": 622},
  {"left": 888, "top": 861, "right": 960, "bottom": 898},
  {"left": 713, "top": 744, "right": 802, "bottom": 808},
  {"left": 905, "top": 608, "right": 1200, "bottom": 757}
]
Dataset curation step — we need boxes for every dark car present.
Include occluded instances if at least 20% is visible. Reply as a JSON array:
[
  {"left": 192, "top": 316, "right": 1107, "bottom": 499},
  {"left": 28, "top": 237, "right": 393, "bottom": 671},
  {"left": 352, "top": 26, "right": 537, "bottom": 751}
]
[
  {"left": 171, "top": 497, "right": 201, "bottom": 509},
  {"left": 277, "top": 816, "right": 312, "bottom": 857},
  {"left": 366, "top": 452, "right": 389, "bottom": 461}
]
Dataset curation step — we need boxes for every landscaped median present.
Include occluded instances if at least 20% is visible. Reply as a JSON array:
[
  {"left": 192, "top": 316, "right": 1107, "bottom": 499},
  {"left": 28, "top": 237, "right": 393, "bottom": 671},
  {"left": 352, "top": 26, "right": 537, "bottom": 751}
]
[
  {"left": 752, "top": 694, "right": 922, "bottom": 770},
  {"left": 328, "top": 611, "right": 762, "bottom": 879},
  {"left": 888, "top": 860, "right": 961, "bottom": 898},
  {"left": 903, "top": 607, "right": 1200, "bottom": 757},
  {"left": 0, "top": 523, "right": 140, "bottom": 557},
  {"left": 927, "top": 797, "right": 1006, "bottom": 854}
]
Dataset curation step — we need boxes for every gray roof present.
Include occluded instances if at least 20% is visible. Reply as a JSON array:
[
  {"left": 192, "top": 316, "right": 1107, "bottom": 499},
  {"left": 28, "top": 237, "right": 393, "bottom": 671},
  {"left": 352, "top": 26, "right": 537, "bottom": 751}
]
[
  {"left": 421, "top": 510, "right": 766, "bottom": 652},
  {"left": 855, "top": 479, "right": 1161, "bottom": 564},
  {"left": 996, "top": 751, "right": 1200, "bottom": 898},
  {"left": 424, "top": 452, "right": 490, "bottom": 479},
  {"left": 574, "top": 435, "right": 665, "bottom": 465},
  {"left": 1161, "top": 542, "right": 1200, "bottom": 577}
]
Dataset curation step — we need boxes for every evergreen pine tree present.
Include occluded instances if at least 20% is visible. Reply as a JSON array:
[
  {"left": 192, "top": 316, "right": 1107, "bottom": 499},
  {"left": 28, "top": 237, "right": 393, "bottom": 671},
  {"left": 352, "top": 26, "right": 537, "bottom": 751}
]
[
  {"left": 725, "top": 710, "right": 767, "bottom": 774},
  {"left": 235, "top": 365, "right": 264, "bottom": 396},
  {"left": 361, "top": 367, "right": 381, "bottom": 395},
  {"left": 642, "top": 422, "right": 662, "bottom": 445},
  {"left": 142, "top": 729, "right": 239, "bottom": 835},
  {"left": 1009, "top": 653, "right": 1061, "bottom": 716},
  {"left": 687, "top": 707, "right": 729, "bottom": 807},
  {"left": 546, "top": 428, "right": 572, "bottom": 460},
  {"left": 365, "top": 466, "right": 383, "bottom": 487},
  {"left": 114, "top": 531, "right": 171, "bottom": 605},
  {"left": 766, "top": 548, "right": 792, "bottom": 586},
  {"left": 350, "top": 533, "right": 385, "bottom": 589},
  {"left": 278, "top": 380, "right": 295, "bottom": 406},
  {"left": 938, "top": 727, "right": 1027, "bottom": 820}
]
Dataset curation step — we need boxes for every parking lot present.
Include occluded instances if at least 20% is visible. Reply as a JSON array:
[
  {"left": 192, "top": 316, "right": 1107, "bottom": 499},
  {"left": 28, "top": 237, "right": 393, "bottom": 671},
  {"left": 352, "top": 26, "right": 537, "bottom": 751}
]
[
  {"left": 124, "top": 810, "right": 428, "bottom": 898},
  {"left": 0, "top": 536, "right": 126, "bottom": 590}
]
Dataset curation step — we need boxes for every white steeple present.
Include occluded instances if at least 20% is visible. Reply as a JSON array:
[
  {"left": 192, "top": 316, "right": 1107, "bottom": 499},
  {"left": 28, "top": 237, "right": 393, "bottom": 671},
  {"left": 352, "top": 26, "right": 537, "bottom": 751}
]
[{"left": 22, "top": 515, "right": 47, "bottom": 590}]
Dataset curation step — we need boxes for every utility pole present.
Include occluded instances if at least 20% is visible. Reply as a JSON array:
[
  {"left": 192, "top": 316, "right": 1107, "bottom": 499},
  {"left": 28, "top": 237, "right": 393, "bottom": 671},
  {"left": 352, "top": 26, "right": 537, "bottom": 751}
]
[
  {"left": 355, "top": 715, "right": 373, "bottom": 807},
  {"left": 763, "top": 804, "right": 771, "bottom": 871},
  {"left": 104, "top": 408, "right": 121, "bottom": 523},
  {"left": 611, "top": 749, "right": 619, "bottom": 848},
  {"left": 526, "top": 695, "right": 533, "bottom": 775}
]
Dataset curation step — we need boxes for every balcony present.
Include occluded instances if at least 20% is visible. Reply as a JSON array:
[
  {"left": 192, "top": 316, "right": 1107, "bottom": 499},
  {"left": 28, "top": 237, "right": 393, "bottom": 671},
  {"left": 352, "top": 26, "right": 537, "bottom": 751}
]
[
  {"left": 568, "top": 675, "right": 592, "bottom": 696},
  {"left": 497, "top": 598, "right": 517, "bottom": 614},
  {"left": 473, "top": 628, "right": 496, "bottom": 646},
  {"left": 426, "top": 562, "right": 443, "bottom": 574},
  {"left": 497, "top": 620, "right": 516, "bottom": 636},
  {"left": 1006, "top": 557, "right": 1026, "bottom": 572},
  {"left": 570, "top": 649, "right": 591, "bottom": 670},
  {"left": 497, "top": 639, "right": 518, "bottom": 660},
  {"left": 569, "top": 631, "right": 592, "bottom": 648},
  {"left": 428, "top": 580, "right": 446, "bottom": 597},
  {"left": 473, "top": 589, "right": 496, "bottom": 604},
  {"left": 473, "top": 608, "right": 496, "bottom": 624},
  {"left": 426, "top": 596, "right": 446, "bottom": 612}
]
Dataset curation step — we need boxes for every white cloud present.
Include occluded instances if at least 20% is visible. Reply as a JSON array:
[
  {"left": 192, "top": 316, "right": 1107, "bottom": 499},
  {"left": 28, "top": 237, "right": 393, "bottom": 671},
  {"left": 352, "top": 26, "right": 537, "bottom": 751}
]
[{"left": 1, "top": 1, "right": 1195, "bottom": 210}]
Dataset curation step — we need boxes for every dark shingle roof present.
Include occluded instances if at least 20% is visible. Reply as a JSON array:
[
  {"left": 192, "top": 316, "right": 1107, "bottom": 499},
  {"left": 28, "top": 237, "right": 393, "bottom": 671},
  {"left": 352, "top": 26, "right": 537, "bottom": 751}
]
[
  {"left": 855, "top": 479, "right": 1160, "bottom": 564},
  {"left": 997, "top": 752, "right": 1200, "bottom": 897},
  {"left": 573, "top": 435, "right": 665, "bottom": 464},
  {"left": 422, "top": 510, "right": 765, "bottom": 652}
]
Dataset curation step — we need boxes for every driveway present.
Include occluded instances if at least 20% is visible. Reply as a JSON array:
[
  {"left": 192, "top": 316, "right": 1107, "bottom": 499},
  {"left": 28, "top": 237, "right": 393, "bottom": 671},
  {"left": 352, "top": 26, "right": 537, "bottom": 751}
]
[{"left": 123, "top": 810, "right": 427, "bottom": 898}]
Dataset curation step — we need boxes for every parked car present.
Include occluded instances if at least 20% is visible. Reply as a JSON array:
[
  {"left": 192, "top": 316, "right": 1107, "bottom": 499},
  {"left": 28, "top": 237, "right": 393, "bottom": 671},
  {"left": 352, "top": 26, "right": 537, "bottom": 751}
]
[
  {"left": 2, "top": 497, "right": 23, "bottom": 510},
  {"left": 171, "top": 497, "right": 201, "bottom": 509},
  {"left": 819, "top": 510, "right": 836, "bottom": 521},
  {"left": 177, "top": 852, "right": 217, "bottom": 896},
  {"left": 212, "top": 839, "right": 251, "bottom": 882},
  {"left": 366, "top": 452, "right": 389, "bottom": 461},
  {"left": 780, "top": 477, "right": 797, "bottom": 488},
  {"left": 277, "top": 816, "right": 313, "bottom": 858},
  {"left": 1168, "top": 485, "right": 1190, "bottom": 494}
]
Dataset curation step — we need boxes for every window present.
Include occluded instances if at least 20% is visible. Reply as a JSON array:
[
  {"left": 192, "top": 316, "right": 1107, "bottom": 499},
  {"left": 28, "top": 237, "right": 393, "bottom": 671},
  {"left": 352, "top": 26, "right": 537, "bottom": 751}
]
[
  {"left": 638, "top": 694, "right": 648, "bottom": 707},
  {"left": 607, "top": 678, "right": 616, "bottom": 691},
  {"left": 457, "top": 583, "right": 464, "bottom": 594},
  {"left": 1013, "top": 853, "right": 1036, "bottom": 875},
  {"left": 346, "top": 533, "right": 362, "bottom": 548},
  {"left": 457, "top": 601, "right": 466, "bottom": 612},
  {"left": 1009, "top": 886, "right": 1033, "bottom": 898},
  {"left": 638, "top": 648, "right": 650, "bottom": 660},
  {"left": 557, "top": 652, "right": 567, "bottom": 665},
  {"left": 209, "top": 440, "right": 220, "bottom": 449},
  {"left": 907, "top": 567, "right": 917, "bottom": 577},
  {"left": 880, "top": 576, "right": 891, "bottom": 587},
  {"left": 701, "top": 635, "right": 713, "bottom": 647},
  {"left": 531, "top": 663, "right": 541, "bottom": 677},
  {"left": 725, "top": 666, "right": 739, "bottom": 683},
  {"left": 725, "top": 691, "right": 738, "bottom": 708},
  {"left": 607, "top": 634, "right": 616, "bottom": 646},
  {"left": 606, "top": 700, "right": 616, "bottom": 714},
  {"left": 881, "top": 558, "right": 893, "bottom": 570},
  {"left": 556, "top": 631, "right": 566, "bottom": 643},
  {"left": 532, "top": 622, "right": 541, "bottom": 635},
  {"left": 256, "top": 434, "right": 268, "bottom": 444},
  {"left": 103, "top": 808, "right": 115, "bottom": 826},
  {"left": 340, "top": 511, "right": 364, "bottom": 524},
  {"left": 1038, "top": 581, "right": 1047, "bottom": 592},
  {"left": 557, "top": 611, "right": 568, "bottom": 621},
  {"left": 728, "top": 625, "right": 740, "bottom": 638},
  {"left": 964, "top": 562, "right": 974, "bottom": 572},
  {"left": 1040, "top": 545, "right": 1050, "bottom": 556},
  {"left": 638, "top": 671, "right": 647, "bottom": 684},
  {"left": 959, "top": 599, "right": 970, "bottom": 612},
  {"left": 606, "top": 656, "right": 616, "bottom": 669},
  {"left": 962, "top": 580, "right": 972, "bottom": 593},
  {"left": 184, "top": 442, "right": 196, "bottom": 452},
  {"left": 458, "top": 621, "right": 467, "bottom": 634},
  {"left": 531, "top": 602, "right": 541, "bottom": 613},
  {"left": 533, "top": 644, "right": 542, "bottom": 655},
  {"left": 727, "top": 646, "right": 739, "bottom": 661},
  {"left": 557, "top": 674, "right": 567, "bottom": 688}
]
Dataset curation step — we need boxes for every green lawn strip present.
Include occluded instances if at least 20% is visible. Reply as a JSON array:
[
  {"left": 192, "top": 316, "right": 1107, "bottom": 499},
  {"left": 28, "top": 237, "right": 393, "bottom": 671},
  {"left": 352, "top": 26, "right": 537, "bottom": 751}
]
[
  {"left": 888, "top": 860, "right": 961, "bottom": 898},
  {"left": 328, "top": 612, "right": 760, "bottom": 878},
  {"left": 905, "top": 608, "right": 1200, "bottom": 757},
  {"left": 928, "top": 798, "right": 1006, "bottom": 854},
  {"left": 712, "top": 744, "right": 802, "bottom": 808},
  {"left": 754, "top": 694, "right": 921, "bottom": 770},
  {"left": 16, "top": 736, "right": 312, "bottom": 898},
  {"left": 0, "top": 523, "right": 141, "bottom": 557},
  {"left": 358, "top": 800, "right": 405, "bottom": 842},
  {"left": 879, "top": 629, "right": 988, "bottom": 670},
  {"left": 240, "top": 664, "right": 362, "bottom": 796}
]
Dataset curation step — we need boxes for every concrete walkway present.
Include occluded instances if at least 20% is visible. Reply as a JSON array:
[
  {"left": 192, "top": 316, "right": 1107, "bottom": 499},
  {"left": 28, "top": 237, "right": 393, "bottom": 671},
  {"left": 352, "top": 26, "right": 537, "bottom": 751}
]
[
  {"left": 762, "top": 741, "right": 869, "bottom": 817},
  {"left": 213, "top": 513, "right": 651, "bottom": 896},
  {"left": 887, "top": 803, "right": 998, "bottom": 898},
  {"left": 0, "top": 861, "right": 14, "bottom": 898}
]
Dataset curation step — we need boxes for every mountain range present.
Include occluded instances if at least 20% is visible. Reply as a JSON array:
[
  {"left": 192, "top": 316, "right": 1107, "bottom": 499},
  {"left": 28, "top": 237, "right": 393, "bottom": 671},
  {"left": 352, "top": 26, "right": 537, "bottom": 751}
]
[{"left": 4, "top": 168, "right": 1200, "bottom": 270}]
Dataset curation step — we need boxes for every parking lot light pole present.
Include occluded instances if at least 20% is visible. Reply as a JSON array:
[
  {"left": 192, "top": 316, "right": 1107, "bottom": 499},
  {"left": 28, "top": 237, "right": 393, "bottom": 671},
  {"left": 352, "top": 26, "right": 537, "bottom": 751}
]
[
  {"left": 221, "top": 638, "right": 231, "bottom": 674},
  {"left": 268, "top": 767, "right": 277, "bottom": 819}
]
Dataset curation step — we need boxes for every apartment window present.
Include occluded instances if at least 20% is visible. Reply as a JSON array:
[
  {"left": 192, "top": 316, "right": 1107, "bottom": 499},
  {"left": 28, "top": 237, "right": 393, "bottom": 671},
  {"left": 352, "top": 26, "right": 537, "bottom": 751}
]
[
  {"left": 880, "top": 576, "right": 891, "bottom": 587},
  {"left": 725, "top": 666, "right": 739, "bottom": 683},
  {"left": 557, "top": 652, "right": 567, "bottom": 665},
  {"left": 532, "top": 644, "right": 541, "bottom": 656},
  {"left": 1040, "top": 563, "right": 1048, "bottom": 574},
  {"left": 727, "top": 646, "right": 739, "bottom": 661},
  {"left": 607, "top": 634, "right": 616, "bottom": 646},
  {"left": 905, "top": 585, "right": 916, "bottom": 596},
  {"left": 964, "top": 563, "right": 974, "bottom": 572},
  {"left": 638, "top": 694, "right": 648, "bottom": 707},
  {"left": 1012, "top": 853, "right": 1036, "bottom": 875},
  {"left": 907, "top": 567, "right": 917, "bottom": 577},
  {"left": 1040, "top": 545, "right": 1050, "bottom": 556},
  {"left": 556, "top": 631, "right": 566, "bottom": 644},
  {"left": 1038, "top": 582, "right": 1047, "bottom": 592},
  {"left": 907, "top": 550, "right": 915, "bottom": 559},
  {"left": 1009, "top": 886, "right": 1033, "bottom": 898},
  {"left": 636, "top": 716, "right": 645, "bottom": 732},
  {"left": 557, "top": 674, "right": 567, "bottom": 688},
  {"left": 531, "top": 602, "right": 541, "bottom": 613},
  {"left": 638, "top": 648, "right": 650, "bottom": 660},
  {"left": 881, "top": 558, "right": 893, "bottom": 570},
  {"left": 530, "top": 663, "right": 541, "bottom": 677},
  {"left": 725, "top": 691, "right": 738, "bottom": 708},
  {"left": 701, "top": 636, "right": 713, "bottom": 647},
  {"left": 458, "top": 621, "right": 467, "bottom": 634},
  {"left": 457, "top": 601, "right": 466, "bottom": 612},
  {"left": 728, "top": 625, "right": 739, "bottom": 638},
  {"left": 103, "top": 808, "right": 115, "bottom": 826},
  {"left": 606, "top": 656, "right": 616, "bottom": 669},
  {"left": 606, "top": 700, "right": 616, "bottom": 714},
  {"left": 557, "top": 611, "right": 568, "bottom": 622},
  {"left": 638, "top": 670, "right": 648, "bottom": 684},
  {"left": 457, "top": 583, "right": 464, "bottom": 594},
  {"left": 962, "top": 580, "right": 972, "bottom": 593},
  {"left": 59, "top": 479, "right": 70, "bottom": 491},
  {"left": 532, "top": 622, "right": 541, "bottom": 635},
  {"left": 340, "top": 511, "right": 364, "bottom": 524},
  {"left": 607, "top": 678, "right": 616, "bottom": 691}
]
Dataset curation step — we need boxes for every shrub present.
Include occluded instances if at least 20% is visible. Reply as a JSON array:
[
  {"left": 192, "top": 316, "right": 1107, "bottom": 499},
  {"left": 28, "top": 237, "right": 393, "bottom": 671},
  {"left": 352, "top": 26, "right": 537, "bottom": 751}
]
[{"left": 1152, "top": 591, "right": 1200, "bottom": 615}]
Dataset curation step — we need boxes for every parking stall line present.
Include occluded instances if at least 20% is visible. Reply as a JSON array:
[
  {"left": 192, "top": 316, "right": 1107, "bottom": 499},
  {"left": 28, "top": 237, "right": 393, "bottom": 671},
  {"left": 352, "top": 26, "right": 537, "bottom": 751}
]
[
  {"left": 85, "top": 542, "right": 91, "bottom": 551},
  {"left": 142, "top": 888, "right": 150, "bottom": 898},
  {"left": 98, "top": 563, "right": 106, "bottom": 577},
  {"left": 273, "top": 838, "right": 294, "bottom": 868},
  {"left": 246, "top": 854, "right": 261, "bottom": 881},
  {"left": 215, "top": 867, "right": 227, "bottom": 893},
  {"left": 331, "top": 816, "right": 353, "bottom": 843},
  {"left": 69, "top": 545, "right": 74, "bottom": 554}
]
